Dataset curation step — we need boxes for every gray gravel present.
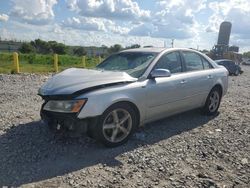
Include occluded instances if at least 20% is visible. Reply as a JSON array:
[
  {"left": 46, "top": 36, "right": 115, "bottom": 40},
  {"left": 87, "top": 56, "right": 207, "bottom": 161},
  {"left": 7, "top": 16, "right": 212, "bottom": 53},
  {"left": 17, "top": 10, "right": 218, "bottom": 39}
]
[{"left": 0, "top": 67, "right": 249, "bottom": 187}]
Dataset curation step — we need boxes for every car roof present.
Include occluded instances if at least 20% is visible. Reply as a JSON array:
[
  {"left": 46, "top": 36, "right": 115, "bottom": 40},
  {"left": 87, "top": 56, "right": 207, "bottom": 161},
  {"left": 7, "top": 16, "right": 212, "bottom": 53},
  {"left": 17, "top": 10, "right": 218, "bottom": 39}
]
[
  {"left": 121, "top": 47, "right": 166, "bottom": 53},
  {"left": 121, "top": 47, "right": 201, "bottom": 53}
]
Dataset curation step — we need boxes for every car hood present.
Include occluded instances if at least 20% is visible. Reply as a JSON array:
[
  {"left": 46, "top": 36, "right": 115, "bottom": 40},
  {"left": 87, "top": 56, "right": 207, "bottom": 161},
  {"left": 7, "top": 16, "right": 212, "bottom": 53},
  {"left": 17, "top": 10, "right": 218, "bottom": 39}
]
[{"left": 38, "top": 68, "right": 137, "bottom": 97}]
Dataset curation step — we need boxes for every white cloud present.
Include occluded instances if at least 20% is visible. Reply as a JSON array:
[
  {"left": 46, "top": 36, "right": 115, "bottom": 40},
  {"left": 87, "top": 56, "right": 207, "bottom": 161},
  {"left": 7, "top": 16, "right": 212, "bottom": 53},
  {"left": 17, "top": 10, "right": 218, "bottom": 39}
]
[
  {"left": 106, "top": 22, "right": 130, "bottom": 35},
  {"left": 0, "top": 14, "right": 9, "bottom": 22},
  {"left": 226, "top": 9, "right": 250, "bottom": 39},
  {"left": 129, "top": 23, "right": 154, "bottom": 37},
  {"left": 62, "top": 17, "right": 106, "bottom": 31},
  {"left": 10, "top": 0, "right": 58, "bottom": 25},
  {"left": 204, "top": 0, "right": 250, "bottom": 52},
  {"left": 62, "top": 16, "right": 130, "bottom": 35},
  {"left": 207, "top": 0, "right": 250, "bottom": 39},
  {"left": 0, "top": 20, "right": 164, "bottom": 47},
  {"left": 129, "top": 22, "right": 193, "bottom": 39},
  {"left": 2, "top": 0, "right": 250, "bottom": 52},
  {"left": 66, "top": 0, "right": 205, "bottom": 39},
  {"left": 66, "top": 0, "right": 150, "bottom": 21},
  {"left": 130, "top": 0, "right": 206, "bottom": 39},
  {"left": 157, "top": 0, "right": 206, "bottom": 14}
]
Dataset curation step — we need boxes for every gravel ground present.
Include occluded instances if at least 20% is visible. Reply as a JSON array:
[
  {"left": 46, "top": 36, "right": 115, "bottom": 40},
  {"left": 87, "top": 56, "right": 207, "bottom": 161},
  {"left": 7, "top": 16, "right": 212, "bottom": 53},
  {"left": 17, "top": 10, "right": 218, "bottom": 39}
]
[{"left": 0, "top": 66, "right": 249, "bottom": 187}]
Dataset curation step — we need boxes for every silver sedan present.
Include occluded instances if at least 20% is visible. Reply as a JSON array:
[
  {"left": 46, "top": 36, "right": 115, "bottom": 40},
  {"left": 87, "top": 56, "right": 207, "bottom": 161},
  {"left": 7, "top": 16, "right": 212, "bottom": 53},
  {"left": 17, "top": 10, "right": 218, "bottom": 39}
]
[{"left": 39, "top": 48, "right": 228, "bottom": 147}]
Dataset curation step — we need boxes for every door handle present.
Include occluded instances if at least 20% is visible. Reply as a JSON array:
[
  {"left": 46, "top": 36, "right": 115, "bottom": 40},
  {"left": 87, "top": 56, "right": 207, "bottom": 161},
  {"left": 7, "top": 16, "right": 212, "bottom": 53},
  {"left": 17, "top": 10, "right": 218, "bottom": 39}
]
[
  {"left": 180, "top": 79, "right": 187, "bottom": 84},
  {"left": 207, "top": 75, "right": 213, "bottom": 79}
]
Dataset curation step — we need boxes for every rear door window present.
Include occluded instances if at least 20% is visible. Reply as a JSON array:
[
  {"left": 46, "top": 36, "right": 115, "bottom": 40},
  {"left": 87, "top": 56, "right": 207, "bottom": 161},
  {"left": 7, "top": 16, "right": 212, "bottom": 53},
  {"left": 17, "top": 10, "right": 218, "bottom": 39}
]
[
  {"left": 182, "top": 51, "right": 204, "bottom": 71},
  {"left": 201, "top": 56, "right": 213, "bottom": 69}
]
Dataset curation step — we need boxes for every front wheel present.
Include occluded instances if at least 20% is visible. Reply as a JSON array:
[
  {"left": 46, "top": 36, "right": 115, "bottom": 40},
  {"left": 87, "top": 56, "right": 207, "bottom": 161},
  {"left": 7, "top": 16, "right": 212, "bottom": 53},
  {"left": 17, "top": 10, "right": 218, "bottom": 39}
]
[
  {"left": 92, "top": 103, "right": 138, "bottom": 147},
  {"left": 203, "top": 87, "right": 222, "bottom": 116}
]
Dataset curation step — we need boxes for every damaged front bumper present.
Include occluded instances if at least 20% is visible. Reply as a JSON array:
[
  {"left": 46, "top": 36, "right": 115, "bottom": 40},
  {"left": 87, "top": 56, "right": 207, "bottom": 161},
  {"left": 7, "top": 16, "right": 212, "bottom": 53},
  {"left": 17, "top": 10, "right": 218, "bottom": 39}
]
[{"left": 40, "top": 106, "right": 91, "bottom": 134}]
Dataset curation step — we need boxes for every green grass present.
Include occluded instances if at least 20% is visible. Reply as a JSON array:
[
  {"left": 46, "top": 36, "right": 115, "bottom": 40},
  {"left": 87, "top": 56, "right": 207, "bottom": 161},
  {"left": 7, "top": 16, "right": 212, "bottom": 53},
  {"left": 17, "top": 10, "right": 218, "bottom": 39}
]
[{"left": 0, "top": 52, "right": 100, "bottom": 73}]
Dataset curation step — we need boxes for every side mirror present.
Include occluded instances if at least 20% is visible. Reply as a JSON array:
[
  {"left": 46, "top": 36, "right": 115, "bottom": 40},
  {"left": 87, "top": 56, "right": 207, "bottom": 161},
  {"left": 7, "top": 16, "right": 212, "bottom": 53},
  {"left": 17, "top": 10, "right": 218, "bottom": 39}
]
[{"left": 150, "top": 69, "right": 171, "bottom": 78}]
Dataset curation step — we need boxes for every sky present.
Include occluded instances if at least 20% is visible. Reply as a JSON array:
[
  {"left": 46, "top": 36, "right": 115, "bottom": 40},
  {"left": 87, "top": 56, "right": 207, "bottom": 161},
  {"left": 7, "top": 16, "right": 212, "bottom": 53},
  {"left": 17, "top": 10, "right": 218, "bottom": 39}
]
[{"left": 0, "top": 0, "right": 249, "bottom": 52}]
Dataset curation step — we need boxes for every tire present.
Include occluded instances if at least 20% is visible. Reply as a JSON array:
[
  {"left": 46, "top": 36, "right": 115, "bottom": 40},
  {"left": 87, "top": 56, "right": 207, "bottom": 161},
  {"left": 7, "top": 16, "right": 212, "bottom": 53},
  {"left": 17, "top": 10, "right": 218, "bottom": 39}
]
[
  {"left": 203, "top": 87, "right": 222, "bottom": 116},
  {"left": 234, "top": 69, "right": 239, "bottom": 76},
  {"left": 91, "top": 103, "right": 138, "bottom": 147}
]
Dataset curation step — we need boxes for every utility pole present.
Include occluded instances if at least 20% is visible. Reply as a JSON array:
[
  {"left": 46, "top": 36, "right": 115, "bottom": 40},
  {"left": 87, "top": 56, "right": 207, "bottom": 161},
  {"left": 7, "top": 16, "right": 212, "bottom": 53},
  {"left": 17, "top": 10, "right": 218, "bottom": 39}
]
[{"left": 171, "top": 39, "right": 174, "bottom": 48}]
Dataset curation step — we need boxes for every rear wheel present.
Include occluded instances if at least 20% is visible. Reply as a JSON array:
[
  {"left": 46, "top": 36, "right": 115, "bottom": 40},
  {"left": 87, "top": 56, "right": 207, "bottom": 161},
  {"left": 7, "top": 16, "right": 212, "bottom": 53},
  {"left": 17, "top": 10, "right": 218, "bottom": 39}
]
[
  {"left": 234, "top": 69, "right": 239, "bottom": 76},
  {"left": 91, "top": 103, "right": 138, "bottom": 147},
  {"left": 203, "top": 87, "right": 222, "bottom": 115}
]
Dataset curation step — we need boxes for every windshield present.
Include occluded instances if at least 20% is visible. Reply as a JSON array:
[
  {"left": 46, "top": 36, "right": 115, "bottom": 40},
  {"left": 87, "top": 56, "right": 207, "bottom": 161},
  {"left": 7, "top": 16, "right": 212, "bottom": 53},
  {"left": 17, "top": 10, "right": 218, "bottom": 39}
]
[{"left": 96, "top": 52, "right": 157, "bottom": 78}]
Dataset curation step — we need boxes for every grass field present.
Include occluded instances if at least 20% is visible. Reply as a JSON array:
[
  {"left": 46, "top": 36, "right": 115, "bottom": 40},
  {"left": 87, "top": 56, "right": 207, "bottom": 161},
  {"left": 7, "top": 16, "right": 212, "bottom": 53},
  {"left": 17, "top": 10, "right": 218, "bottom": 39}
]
[{"left": 0, "top": 53, "right": 100, "bottom": 73}]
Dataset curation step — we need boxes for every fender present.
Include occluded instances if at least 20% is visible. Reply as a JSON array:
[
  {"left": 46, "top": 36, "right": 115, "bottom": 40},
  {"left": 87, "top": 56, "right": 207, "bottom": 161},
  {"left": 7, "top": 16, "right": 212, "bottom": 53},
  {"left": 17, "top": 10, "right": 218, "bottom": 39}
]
[{"left": 76, "top": 86, "right": 146, "bottom": 122}]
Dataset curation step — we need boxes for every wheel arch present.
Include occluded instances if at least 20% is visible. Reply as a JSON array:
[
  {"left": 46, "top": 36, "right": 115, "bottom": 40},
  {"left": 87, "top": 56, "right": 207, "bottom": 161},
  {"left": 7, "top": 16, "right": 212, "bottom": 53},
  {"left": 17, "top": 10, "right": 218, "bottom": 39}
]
[
  {"left": 107, "top": 100, "right": 141, "bottom": 127},
  {"left": 202, "top": 83, "right": 223, "bottom": 115},
  {"left": 212, "top": 73, "right": 228, "bottom": 97},
  {"left": 212, "top": 84, "right": 223, "bottom": 96},
  {"left": 202, "top": 83, "right": 223, "bottom": 107}
]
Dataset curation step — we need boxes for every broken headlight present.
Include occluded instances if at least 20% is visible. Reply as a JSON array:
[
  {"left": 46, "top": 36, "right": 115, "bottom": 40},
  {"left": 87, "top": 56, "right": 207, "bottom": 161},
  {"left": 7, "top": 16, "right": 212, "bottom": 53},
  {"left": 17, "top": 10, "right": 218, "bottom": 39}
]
[{"left": 43, "top": 99, "right": 87, "bottom": 113}]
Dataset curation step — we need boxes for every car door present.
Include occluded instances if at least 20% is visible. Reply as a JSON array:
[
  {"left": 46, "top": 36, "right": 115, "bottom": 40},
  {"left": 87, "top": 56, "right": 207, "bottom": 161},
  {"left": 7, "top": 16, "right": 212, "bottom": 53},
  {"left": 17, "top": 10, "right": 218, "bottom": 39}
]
[
  {"left": 180, "top": 51, "right": 215, "bottom": 108},
  {"left": 145, "top": 51, "right": 189, "bottom": 121}
]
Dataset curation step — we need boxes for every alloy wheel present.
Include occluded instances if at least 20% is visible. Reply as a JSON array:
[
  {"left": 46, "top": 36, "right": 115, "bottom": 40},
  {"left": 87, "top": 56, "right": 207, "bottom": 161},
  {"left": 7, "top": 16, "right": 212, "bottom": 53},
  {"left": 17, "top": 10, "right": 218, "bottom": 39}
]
[
  {"left": 235, "top": 69, "right": 239, "bottom": 75},
  {"left": 209, "top": 91, "right": 220, "bottom": 112},
  {"left": 102, "top": 108, "right": 132, "bottom": 143}
]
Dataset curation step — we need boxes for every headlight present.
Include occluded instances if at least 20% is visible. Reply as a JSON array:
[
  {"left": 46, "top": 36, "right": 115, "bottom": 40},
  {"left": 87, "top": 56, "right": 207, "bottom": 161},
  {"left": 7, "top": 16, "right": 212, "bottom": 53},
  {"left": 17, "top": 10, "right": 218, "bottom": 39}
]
[{"left": 43, "top": 99, "right": 87, "bottom": 113}]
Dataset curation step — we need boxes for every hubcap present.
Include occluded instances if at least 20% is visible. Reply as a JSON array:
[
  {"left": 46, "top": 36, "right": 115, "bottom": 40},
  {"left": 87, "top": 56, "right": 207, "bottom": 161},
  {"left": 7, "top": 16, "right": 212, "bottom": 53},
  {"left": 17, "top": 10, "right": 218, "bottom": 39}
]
[
  {"left": 209, "top": 91, "right": 220, "bottom": 112},
  {"left": 102, "top": 109, "right": 132, "bottom": 143}
]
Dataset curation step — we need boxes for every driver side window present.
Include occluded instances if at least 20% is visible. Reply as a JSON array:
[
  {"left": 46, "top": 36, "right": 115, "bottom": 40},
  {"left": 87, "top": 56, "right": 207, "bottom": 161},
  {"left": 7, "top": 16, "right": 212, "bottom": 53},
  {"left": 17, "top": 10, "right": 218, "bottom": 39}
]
[{"left": 154, "top": 52, "right": 182, "bottom": 74}]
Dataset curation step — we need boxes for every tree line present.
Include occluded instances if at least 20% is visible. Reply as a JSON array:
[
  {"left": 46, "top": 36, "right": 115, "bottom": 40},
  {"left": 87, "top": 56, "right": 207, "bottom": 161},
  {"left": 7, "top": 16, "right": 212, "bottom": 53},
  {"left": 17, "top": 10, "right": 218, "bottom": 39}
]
[
  {"left": 18, "top": 39, "right": 141, "bottom": 56},
  {"left": 243, "top": 51, "right": 250, "bottom": 58}
]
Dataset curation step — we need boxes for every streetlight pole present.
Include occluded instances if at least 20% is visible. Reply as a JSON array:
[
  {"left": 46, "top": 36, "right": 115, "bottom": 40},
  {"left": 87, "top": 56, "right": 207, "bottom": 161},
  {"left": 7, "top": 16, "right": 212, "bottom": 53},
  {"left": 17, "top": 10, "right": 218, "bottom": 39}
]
[{"left": 171, "top": 39, "right": 174, "bottom": 48}]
